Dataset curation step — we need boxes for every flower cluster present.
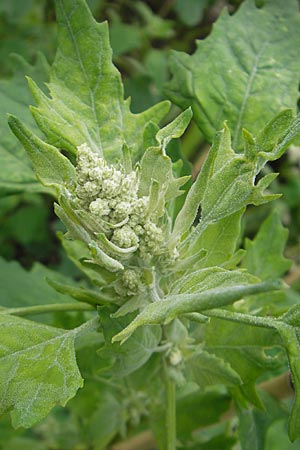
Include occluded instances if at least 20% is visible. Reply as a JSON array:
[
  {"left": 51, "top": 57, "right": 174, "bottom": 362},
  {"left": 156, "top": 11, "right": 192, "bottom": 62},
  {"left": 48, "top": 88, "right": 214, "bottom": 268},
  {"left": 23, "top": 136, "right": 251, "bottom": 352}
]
[{"left": 74, "top": 143, "right": 164, "bottom": 259}]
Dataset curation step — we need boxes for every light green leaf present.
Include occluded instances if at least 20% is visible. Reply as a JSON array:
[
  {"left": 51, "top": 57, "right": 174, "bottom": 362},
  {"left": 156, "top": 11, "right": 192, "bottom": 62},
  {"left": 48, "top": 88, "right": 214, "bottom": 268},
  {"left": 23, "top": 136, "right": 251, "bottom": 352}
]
[
  {"left": 186, "top": 349, "right": 242, "bottom": 389},
  {"left": 28, "top": 0, "right": 170, "bottom": 160},
  {"left": 0, "top": 54, "right": 50, "bottom": 195},
  {"left": 113, "top": 279, "right": 282, "bottom": 343},
  {"left": 171, "top": 267, "right": 257, "bottom": 295},
  {"left": 188, "top": 209, "right": 244, "bottom": 269},
  {"left": 98, "top": 308, "right": 161, "bottom": 376},
  {"left": 8, "top": 115, "right": 76, "bottom": 189},
  {"left": 243, "top": 211, "right": 291, "bottom": 280},
  {"left": 138, "top": 147, "right": 189, "bottom": 202},
  {"left": 166, "top": 0, "right": 300, "bottom": 149},
  {"left": 0, "top": 315, "right": 83, "bottom": 428},
  {"left": 156, "top": 107, "right": 192, "bottom": 151}
]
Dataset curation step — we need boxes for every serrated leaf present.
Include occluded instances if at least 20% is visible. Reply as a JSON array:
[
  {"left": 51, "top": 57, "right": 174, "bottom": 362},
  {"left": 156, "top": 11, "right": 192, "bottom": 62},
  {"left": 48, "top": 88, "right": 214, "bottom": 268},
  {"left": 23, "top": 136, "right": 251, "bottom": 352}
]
[
  {"left": 98, "top": 308, "right": 161, "bottom": 376},
  {"left": 28, "top": 0, "right": 170, "bottom": 160},
  {"left": 166, "top": 0, "right": 300, "bottom": 149},
  {"left": 0, "top": 54, "right": 50, "bottom": 195},
  {"left": 205, "top": 319, "right": 282, "bottom": 404},
  {"left": 243, "top": 211, "right": 291, "bottom": 280},
  {"left": 8, "top": 115, "right": 76, "bottom": 189},
  {"left": 171, "top": 116, "right": 300, "bottom": 247},
  {"left": 186, "top": 349, "right": 242, "bottom": 389},
  {"left": 113, "top": 279, "right": 282, "bottom": 343},
  {"left": 0, "top": 315, "right": 83, "bottom": 428}
]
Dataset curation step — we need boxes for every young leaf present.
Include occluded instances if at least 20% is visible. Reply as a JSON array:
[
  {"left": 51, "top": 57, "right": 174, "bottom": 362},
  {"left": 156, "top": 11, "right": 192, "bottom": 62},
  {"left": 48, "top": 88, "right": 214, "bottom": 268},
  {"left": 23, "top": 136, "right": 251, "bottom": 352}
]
[
  {"left": 243, "top": 211, "right": 291, "bottom": 280},
  {"left": 166, "top": 0, "right": 300, "bottom": 149},
  {"left": 156, "top": 107, "right": 192, "bottom": 151},
  {"left": 171, "top": 116, "right": 300, "bottom": 247},
  {"left": 8, "top": 115, "right": 76, "bottom": 189},
  {"left": 112, "top": 279, "right": 282, "bottom": 343},
  {"left": 0, "top": 315, "right": 84, "bottom": 428},
  {"left": 28, "top": 0, "right": 170, "bottom": 160}
]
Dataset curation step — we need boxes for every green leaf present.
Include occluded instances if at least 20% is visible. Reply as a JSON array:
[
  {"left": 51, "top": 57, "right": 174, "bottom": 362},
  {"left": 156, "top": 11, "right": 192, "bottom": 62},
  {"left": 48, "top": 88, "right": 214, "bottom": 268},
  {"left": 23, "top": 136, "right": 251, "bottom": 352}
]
[
  {"left": 243, "top": 211, "right": 291, "bottom": 280},
  {"left": 8, "top": 115, "right": 76, "bottom": 189},
  {"left": 177, "top": 389, "right": 231, "bottom": 440},
  {"left": 0, "top": 54, "right": 50, "bottom": 195},
  {"left": 98, "top": 308, "right": 162, "bottom": 376},
  {"left": 166, "top": 0, "right": 300, "bottom": 149},
  {"left": 156, "top": 107, "right": 192, "bottom": 151},
  {"left": 205, "top": 319, "right": 282, "bottom": 403},
  {"left": 0, "top": 315, "right": 83, "bottom": 428},
  {"left": 273, "top": 321, "right": 300, "bottom": 441},
  {"left": 188, "top": 210, "right": 244, "bottom": 269},
  {"left": 28, "top": 0, "right": 170, "bottom": 160},
  {"left": 236, "top": 391, "right": 286, "bottom": 450},
  {"left": 186, "top": 349, "right": 242, "bottom": 389},
  {"left": 171, "top": 117, "right": 299, "bottom": 247},
  {"left": 0, "top": 257, "right": 78, "bottom": 310},
  {"left": 112, "top": 279, "right": 282, "bottom": 343},
  {"left": 138, "top": 147, "right": 189, "bottom": 202}
]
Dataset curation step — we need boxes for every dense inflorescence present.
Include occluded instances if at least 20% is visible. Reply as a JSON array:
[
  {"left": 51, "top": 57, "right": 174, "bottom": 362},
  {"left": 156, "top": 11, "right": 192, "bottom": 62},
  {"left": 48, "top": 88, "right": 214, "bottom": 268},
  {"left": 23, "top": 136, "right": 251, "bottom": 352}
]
[{"left": 74, "top": 143, "right": 165, "bottom": 260}]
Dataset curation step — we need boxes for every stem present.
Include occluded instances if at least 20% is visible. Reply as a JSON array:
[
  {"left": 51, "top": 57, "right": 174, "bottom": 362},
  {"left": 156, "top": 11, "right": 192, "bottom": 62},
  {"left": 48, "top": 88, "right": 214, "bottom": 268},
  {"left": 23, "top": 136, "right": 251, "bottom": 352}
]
[
  {"left": 0, "top": 302, "right": 95, "bottom": 317},
  {"left": 203, "top": 308, "right": 277, "bottom": 329},
  {"left": 164, "top": 360, "right": 177, "bottom": 450}
]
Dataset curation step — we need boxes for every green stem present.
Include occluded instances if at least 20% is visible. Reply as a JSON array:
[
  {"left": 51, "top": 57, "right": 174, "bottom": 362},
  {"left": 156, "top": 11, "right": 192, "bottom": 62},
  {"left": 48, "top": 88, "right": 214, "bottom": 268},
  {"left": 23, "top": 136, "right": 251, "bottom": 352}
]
[
  {"left": 203, "top": 308, "right": 277, "bottom": 329},
  {"left": 164, "top": 360, "right": 177, "bottom": 450},
  {"left": 0, "top": 302, "right": 95, "bottom": 317}
]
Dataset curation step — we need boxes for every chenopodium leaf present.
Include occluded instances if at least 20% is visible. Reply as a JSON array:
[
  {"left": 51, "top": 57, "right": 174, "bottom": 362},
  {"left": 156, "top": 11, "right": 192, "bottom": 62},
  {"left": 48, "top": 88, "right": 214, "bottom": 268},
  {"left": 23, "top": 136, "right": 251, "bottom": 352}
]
[
  {"left": 0, "top": 54, "right": 50, "bottom": 195},
  {"left": 171, "top": 113, "right": 300, "bottom": 250},
  {"left": 0, "top": 315, "right": 84, "bottom": 428},
  {"left": 98, "top": 308, "right": 161, "bottom": 376},
  {"left": 165, "top": 0, "right": 300, "bottom": 149},
  {"left": 112, "top": 273, "right": 282, "bottom": 343},
  {"left": 27, "top": 0, "right": 170, "bottom": 161},
  {"left": 243, "top": 210, "right": 291, "bottom": 280}
]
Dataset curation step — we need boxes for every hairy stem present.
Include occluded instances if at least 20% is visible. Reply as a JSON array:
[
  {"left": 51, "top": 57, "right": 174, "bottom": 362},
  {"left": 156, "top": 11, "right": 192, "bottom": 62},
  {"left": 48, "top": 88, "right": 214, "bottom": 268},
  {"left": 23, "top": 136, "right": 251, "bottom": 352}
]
[
  {"left": 164, "top": 359, "right": 177, "bottom": 450},
  {"left": 0, "top": 302, "right": 95, "bottom": 317}
]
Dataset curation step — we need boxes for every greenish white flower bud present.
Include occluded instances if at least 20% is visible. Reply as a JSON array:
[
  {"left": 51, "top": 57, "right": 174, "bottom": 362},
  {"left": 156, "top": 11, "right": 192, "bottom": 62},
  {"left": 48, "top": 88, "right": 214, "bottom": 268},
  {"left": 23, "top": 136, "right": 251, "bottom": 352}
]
[{"left": 112, "top": 225, "right": 139, "bottom": 248}]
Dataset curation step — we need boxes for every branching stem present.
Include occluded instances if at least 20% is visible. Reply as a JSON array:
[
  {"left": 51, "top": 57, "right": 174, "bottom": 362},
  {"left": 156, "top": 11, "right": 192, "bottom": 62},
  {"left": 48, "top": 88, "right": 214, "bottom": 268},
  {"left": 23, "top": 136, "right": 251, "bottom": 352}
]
[{"left": 0, "top": 302, "right": 95, "bottom": 317}]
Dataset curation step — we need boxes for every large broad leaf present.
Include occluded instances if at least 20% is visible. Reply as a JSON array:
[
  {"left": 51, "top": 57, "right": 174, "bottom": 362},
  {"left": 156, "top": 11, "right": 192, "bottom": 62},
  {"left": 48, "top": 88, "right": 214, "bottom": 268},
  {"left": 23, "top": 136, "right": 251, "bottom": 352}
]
[
  {"left": 27, "top": 0, "right": 170, "bottom": 161},
  {"left": 186, "top": 349, "right": 242, "bottom": 389},
  {"left": 0, "top": 257, "right": 77, "bottom": 309},
  {"left": 0, "top": 55, "right": 50, "bottom": 195},
  {"left": 243, "top": 211, "right": 291, "bottom": 280},
  {"left": 0, "top": 315, "right": 84, "bottom": 428},
  {"left": 205, "top": 319, "right": 282, "bottom": 393},
  {"left": 165, "top": 0, "right": 300, "bottom": 149}
]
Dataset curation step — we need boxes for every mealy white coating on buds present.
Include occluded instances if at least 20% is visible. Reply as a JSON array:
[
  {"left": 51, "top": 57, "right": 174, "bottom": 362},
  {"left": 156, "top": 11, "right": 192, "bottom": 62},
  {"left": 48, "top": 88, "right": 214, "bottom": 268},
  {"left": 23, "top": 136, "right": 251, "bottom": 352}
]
[{"left": 74, "top": 143, "right": 166, "bottom": 260}]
